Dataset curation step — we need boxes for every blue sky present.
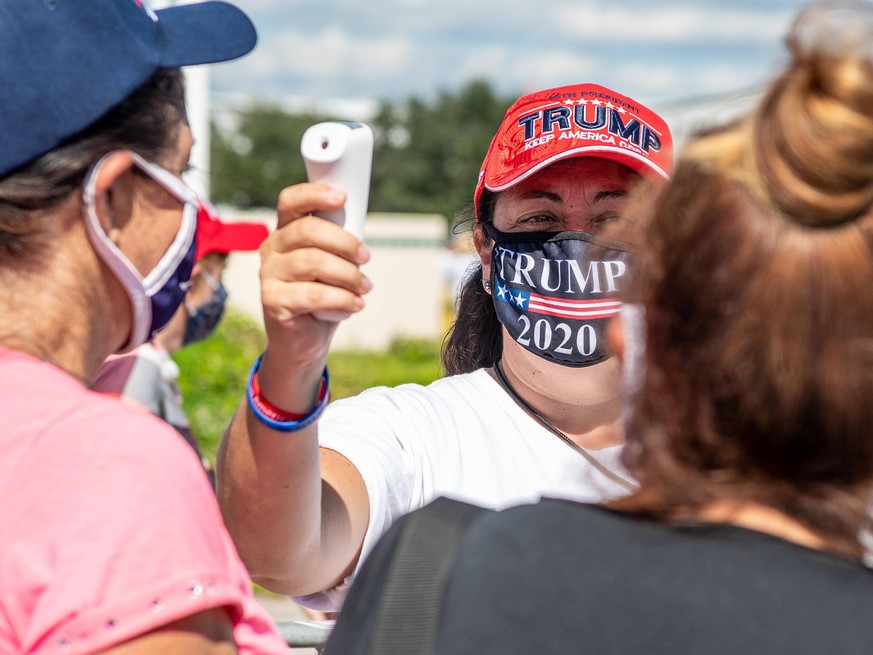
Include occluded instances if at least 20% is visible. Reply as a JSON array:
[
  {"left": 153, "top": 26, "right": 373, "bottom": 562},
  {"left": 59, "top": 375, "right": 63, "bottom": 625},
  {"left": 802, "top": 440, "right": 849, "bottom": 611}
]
[{"left": 206, "top": 0, "right": 818, "bottom": 113}]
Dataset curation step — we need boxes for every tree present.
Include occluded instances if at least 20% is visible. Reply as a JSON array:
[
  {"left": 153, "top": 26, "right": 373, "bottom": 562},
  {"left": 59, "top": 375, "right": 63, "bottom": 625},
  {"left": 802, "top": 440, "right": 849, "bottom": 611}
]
[
  {"left": 211, "top": 106, "right": 333, "bottom": 208},
  {"left": 369, "top": 80, "right": 513, "bottom": 224},
  {"left": 210, "top": 80, "right": 516, "bottom": 226}
]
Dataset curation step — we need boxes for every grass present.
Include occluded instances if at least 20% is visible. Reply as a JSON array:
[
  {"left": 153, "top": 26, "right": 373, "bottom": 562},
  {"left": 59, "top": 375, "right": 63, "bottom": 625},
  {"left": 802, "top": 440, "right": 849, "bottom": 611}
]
[
  {"left": 327, "top": 336, "right": 444, "bottom": 399},
  {"left": 174, "top": 309, "right": 443, "bottom": 462}
]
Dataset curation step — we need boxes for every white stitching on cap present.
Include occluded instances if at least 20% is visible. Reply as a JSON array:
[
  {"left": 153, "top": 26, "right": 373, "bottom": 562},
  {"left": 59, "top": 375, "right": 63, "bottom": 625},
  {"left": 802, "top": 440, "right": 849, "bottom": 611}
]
[{"left": 133, "top": 0, "right": 159, "bottom": 22}]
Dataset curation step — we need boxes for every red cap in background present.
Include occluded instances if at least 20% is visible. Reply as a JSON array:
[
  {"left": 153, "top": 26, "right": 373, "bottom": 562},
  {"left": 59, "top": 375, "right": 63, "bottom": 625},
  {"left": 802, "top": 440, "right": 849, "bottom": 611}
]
[{"left": 195, "top": 199, "right": 269, "bottom": 261}]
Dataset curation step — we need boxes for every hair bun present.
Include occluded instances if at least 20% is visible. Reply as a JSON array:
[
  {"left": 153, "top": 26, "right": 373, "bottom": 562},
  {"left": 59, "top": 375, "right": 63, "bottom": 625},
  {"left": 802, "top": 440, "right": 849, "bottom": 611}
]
[
  {"left": 792, "top": 0, "right": 873, "bottom": 62},
  {"left": 752, "top": 0, "right": 873, "bottom": 227}
]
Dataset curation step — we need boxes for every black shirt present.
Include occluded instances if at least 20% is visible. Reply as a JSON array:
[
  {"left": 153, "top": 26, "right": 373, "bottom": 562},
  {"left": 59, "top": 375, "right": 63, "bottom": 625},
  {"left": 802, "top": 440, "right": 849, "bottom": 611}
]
[{"left": 328, "top": 499, "right": 873, "bottom": 654}]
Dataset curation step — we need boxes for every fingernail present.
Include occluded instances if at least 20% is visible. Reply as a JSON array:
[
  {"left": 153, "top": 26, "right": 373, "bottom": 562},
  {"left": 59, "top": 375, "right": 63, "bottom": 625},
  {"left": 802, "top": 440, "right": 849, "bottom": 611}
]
[
  {"left": 357, "top": 245, "right": 370, "bottom": 263},
  {"left": 360, "top": 276, "right": 373, "bottom": 293},
  {"left": 326, "top": 189, "right": 345, "bottom": 204}
]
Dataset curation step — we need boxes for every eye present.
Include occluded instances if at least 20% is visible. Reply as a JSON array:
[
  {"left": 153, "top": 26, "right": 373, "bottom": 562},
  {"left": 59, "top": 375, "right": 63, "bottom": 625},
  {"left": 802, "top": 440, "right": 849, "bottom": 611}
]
[
  {"left": 518, "top": 212, "right": 560, "bottom": 229},
  {"left": 590, "top": 212, "right": 622, "bottom": 227}
]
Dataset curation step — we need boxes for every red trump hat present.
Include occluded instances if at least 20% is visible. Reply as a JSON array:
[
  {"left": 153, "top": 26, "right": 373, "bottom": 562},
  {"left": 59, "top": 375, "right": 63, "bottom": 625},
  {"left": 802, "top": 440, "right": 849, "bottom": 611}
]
[
  {"left": 195, "top": 200, "right": 269, "bottom": 261},
  {"left": 474, "top": 83, "right": 673, "bottom": 218}
]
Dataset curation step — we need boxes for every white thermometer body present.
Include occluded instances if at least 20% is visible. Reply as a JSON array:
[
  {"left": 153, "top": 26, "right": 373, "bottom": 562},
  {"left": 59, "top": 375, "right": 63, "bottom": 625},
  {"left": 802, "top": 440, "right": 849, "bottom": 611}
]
[{"left": 301, "top": 121, "right": 374, "bottom": 239}]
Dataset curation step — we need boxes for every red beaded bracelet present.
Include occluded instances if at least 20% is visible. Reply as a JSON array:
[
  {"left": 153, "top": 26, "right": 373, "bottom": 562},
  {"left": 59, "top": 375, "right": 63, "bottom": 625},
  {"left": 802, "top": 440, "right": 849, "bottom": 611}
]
[{"left": 246, "top": 355, "right": 330, "bottom": 431}]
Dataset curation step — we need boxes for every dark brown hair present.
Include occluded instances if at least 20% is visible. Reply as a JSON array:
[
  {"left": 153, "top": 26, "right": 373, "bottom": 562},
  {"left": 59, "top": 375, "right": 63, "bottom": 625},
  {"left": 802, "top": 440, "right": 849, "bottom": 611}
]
[
  {"left": 441, "top": 190, "right": 501, "bottom": 375},
  {"left": 613, "top": 0, "right": 873, "bottom": 561},
  {"left": 0, "top": 69, "right": 186, "bottom": 261}
]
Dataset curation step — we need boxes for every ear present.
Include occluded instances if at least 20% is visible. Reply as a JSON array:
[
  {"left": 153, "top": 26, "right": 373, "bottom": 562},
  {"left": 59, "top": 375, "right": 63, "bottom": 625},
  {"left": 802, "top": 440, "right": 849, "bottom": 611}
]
[
  {"left": 89, "top": 151, "right": 138, "bottom": 245},
  {"left": 473, "top": 223, "right": 492, "bottom": 289},
  {"left": 606, "top": 313, "right": 625, "bottom": 362}
]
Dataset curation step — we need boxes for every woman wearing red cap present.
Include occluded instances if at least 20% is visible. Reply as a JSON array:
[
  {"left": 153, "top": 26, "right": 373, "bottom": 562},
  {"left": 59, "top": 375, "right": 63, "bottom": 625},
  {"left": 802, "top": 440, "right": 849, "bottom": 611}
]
[
  {"left": 218, "top": 83, "right": 672, "bottom": 610},
  {"left": 0, "top": 1, "right": 287, "bottom": 652}
]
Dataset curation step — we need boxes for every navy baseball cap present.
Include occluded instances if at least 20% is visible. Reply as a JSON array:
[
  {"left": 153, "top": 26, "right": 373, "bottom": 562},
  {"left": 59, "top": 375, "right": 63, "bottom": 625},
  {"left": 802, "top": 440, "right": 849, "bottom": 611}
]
[{"left": 0, "top": 0, "right": 257, "bottom": 177}]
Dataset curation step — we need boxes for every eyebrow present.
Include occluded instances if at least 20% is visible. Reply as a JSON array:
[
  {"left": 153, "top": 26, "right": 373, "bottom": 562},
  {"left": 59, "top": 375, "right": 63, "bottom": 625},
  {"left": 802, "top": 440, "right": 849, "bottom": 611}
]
[
  {"left": 593, "top": 190, "right": 627, "bottom": 203},
  {"left": 518, "top": 190, "right": 562, "bottom": 203},
  {"left": 517, "top": 189, "right": 628, "bottom": 203}
]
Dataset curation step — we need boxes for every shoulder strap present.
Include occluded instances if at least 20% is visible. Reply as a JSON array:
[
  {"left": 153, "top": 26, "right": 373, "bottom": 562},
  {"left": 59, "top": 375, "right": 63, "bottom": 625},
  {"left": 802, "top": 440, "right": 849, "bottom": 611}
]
[{"left": 367, "top": 497, "right": 488, "bottom": 655}]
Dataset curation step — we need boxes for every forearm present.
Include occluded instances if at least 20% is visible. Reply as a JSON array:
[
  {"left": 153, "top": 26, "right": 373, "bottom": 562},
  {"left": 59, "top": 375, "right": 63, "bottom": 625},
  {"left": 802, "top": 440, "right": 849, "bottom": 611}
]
[
  {"left": 216, "top": 181, "right": 373, "bottom": 595},
  {"left": 217, "top": 399, "right": 319, "bottom": 585},
  {"left": 216, "top": 358, "right": 369, "bottom": 595}
]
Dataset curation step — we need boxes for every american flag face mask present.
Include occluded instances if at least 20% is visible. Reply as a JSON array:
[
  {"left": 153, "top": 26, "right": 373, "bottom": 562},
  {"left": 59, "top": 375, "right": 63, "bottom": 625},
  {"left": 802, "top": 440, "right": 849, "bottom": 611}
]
[{"left": 485, "top": 224, "right": 630, "bottom": 367}]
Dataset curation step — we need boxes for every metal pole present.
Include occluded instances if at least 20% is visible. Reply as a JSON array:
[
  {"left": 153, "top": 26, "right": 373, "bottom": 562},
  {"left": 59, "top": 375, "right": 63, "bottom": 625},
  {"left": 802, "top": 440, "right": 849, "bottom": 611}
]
[{"left": 150, "top": 0, "right": 212, "bottom": 199}]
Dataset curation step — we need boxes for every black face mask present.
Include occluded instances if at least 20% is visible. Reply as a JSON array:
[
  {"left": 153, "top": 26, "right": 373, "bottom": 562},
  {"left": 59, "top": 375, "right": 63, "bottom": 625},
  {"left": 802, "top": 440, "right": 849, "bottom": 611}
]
[
  {"left": 183, "top": 272, "right": 227, "bottom": 346},
  {"left": 485, "top": 223, "right": 631, "bottom": 367}
]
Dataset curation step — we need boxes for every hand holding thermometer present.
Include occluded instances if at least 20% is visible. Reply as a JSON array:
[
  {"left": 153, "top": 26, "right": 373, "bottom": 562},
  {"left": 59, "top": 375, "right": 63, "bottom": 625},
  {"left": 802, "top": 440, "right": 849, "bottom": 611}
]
[{"left": 301, "top": 121, "right": 374, "bottom": 239}]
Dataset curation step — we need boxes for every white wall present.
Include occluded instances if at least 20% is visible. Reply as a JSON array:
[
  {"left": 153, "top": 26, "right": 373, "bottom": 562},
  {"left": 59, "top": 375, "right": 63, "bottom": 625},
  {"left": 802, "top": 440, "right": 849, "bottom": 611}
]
[{"left": 218, "top": 209, "right": 461, "bottom": 350}]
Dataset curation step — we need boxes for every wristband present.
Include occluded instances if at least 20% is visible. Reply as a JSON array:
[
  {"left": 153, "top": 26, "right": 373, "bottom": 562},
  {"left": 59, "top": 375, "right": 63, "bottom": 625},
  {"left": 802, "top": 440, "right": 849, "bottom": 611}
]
[
  {"left": 246, "top": 355, "right": 330, "bottom": 432},
  {"left": 250, "top": 366, "right": 323, "bottom": 421}
]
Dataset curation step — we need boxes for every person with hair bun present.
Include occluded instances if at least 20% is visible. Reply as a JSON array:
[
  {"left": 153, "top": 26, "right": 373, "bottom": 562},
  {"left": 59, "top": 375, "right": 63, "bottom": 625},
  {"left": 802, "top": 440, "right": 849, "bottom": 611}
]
[{"left": 324, "top": 1, "right": 873, "bottom": 653}]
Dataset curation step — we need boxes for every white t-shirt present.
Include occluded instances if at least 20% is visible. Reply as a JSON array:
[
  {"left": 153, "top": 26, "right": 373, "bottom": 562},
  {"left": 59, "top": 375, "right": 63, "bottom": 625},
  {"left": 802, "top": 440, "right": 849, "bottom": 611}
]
[{"left": 296, "top": 368, "right": 631, "bottom": 610}]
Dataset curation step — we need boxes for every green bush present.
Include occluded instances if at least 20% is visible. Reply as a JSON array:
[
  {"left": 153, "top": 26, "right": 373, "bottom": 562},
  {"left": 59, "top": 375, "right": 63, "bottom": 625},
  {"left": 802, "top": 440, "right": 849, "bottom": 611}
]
[
  {"left": 327, "top": 337, "right": 444, "bottom": 399},
  {"left": 174, "top": 309, "right": 443, "bottom": 462},
  {"left": 173, "top": 310, "right": 266, "bottom": 462}
]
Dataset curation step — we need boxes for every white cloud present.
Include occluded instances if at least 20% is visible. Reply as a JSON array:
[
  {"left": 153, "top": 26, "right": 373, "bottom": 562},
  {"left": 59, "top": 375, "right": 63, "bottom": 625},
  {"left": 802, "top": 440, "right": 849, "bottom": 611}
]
[
  {"left": 216, "top": 25, "right": 415, "bottom": 94},
  {"left": 552, "top": 3, "right": 793, "bottom": 44},
  {"left": 211, "top": 0, "right": 812, "bottom": 106},
  {"left": 616, "top": 63, "right": 754, "bottom": 100}
]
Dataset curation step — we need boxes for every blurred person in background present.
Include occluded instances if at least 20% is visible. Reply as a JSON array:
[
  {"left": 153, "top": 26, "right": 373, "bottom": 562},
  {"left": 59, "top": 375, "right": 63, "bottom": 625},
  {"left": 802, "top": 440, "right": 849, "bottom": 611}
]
[
  {"left": 93, "top": 203, "right": 268, "bottom": 485},
  {"left": 438, "top": 230, "right": 478, "bottom": 333},
  {"left": 217, "top": 82, "right": 672, "bottom": 611},
  {"left": 328, "top": 1, "right": 873, "bottom": 652},
  {"left": 0, "top": 1, "right": 288, "bottom": 652}
]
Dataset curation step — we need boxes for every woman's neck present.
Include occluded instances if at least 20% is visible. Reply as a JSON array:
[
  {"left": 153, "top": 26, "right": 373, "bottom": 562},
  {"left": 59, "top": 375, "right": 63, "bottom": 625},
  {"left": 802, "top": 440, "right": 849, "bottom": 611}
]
[
  {"left": 0, "top": 282, "right": 116, "bottom": 386},
  {"left": 0, "top": 230, "right": 127, "bottom": 385},
  {"left": 495, "top": 335, "right": 624, "bottom": 449},
  {"left": 694, "top": 500, "right": 828, "bottom": 552},
  {"left": 0, "top": 332, "right": 91, "bottom": 386}
]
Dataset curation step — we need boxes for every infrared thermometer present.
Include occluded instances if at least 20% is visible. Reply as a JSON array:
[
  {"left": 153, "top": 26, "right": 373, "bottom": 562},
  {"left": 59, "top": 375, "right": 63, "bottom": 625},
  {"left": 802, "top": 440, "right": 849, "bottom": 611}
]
[{"left": 301, "top": 121, "right": 374, "bottom": 239}]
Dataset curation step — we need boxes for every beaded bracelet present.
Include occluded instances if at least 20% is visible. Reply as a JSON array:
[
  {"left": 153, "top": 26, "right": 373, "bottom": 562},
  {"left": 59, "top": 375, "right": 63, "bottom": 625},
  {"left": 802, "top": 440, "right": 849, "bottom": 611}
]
[{"left": 246, "top": 354, "right": 330, "bottom": 432}]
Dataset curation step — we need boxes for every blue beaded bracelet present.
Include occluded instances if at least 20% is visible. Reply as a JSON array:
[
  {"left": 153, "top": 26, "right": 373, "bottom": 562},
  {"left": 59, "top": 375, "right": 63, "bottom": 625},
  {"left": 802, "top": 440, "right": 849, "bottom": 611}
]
[{"left": 246, "top": 355, "right": 330, "bottom": 433}]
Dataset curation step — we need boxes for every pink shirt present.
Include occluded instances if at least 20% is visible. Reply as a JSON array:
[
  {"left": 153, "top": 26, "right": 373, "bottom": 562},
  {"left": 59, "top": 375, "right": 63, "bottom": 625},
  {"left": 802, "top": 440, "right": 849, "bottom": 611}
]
[{"left": 0, "top": 346, "right": 288, "bottom": 654}]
